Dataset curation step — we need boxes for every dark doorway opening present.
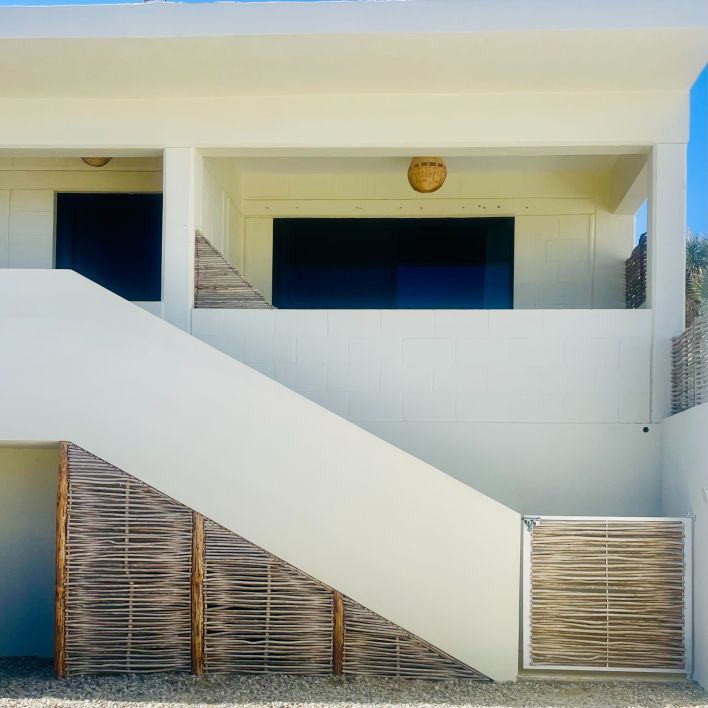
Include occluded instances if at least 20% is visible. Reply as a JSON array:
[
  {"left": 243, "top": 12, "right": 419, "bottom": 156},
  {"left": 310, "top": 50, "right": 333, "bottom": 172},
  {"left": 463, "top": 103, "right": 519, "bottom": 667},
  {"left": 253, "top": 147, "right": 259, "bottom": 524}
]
[
  {"left": 272, "top": 217, "right": 514, "bottom": 309},
  {"left": 55, "top": 193, "right": 163, "bottom": 301}
]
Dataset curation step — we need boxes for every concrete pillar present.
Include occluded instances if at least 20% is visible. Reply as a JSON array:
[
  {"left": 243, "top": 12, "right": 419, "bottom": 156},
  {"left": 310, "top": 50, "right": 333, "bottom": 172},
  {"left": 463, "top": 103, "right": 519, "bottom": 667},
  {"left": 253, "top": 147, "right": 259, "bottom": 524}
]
[
  {"left": 162, "top": 147, "right": 196, "bottom": 332},
  {"left": 647, "top": 143, "right": 687, "bottom": 422}
]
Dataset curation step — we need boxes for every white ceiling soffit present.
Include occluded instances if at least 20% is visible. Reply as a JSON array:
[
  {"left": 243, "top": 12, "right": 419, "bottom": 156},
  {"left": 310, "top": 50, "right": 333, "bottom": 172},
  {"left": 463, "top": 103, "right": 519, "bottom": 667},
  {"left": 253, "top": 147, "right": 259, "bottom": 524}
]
[{"left": 0, "top": 0, "right": 706, "bottom": 98}]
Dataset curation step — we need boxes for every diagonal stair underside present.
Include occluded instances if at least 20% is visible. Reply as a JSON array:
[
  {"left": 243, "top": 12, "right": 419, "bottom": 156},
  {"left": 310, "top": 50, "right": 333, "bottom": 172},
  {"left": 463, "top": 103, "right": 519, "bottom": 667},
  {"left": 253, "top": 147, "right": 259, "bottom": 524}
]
[{"left": 60, "top": 443, "right": 486, "bottom": 680}]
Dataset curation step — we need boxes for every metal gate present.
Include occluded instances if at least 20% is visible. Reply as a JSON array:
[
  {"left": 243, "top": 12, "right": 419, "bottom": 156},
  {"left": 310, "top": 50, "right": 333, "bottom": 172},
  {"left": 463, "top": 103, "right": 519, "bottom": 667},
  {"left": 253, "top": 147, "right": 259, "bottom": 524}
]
[{"left": 522, "top": 516, "right": 692, "bottom": 674}]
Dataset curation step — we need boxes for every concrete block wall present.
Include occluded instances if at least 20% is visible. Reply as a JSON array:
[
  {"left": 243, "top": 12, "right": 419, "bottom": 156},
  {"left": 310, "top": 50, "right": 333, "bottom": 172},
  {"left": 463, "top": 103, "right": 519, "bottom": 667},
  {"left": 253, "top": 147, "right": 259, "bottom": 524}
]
[
  {"left": 191, "top": 308, "right": 653, "bottom": 425},
  {"left": 0, "top": 190, "right": 53, "bottom": 268},
  {"left": 514, "top": 214, "right": 596, "bottom": 307}
]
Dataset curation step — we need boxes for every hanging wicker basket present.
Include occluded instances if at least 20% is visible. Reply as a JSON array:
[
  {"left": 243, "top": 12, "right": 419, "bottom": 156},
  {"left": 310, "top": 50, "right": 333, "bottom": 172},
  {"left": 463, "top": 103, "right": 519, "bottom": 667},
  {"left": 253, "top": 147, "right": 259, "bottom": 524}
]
[
  {"left": 81, "top": 157, "right": 112, "bottom": 168},
  {"left": 407, "top": 156, "right": 447, "bottom": 193}
]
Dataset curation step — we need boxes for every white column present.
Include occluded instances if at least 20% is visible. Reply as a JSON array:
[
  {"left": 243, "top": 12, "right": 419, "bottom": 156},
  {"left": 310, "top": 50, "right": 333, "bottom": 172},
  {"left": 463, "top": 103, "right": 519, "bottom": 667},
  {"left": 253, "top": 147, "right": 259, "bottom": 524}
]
[
  {"left": 162, "top": 147, "right": 196, "bottom": 332},
  {"left": 648, "top": 143, "right": 686, "bottom": 422}
]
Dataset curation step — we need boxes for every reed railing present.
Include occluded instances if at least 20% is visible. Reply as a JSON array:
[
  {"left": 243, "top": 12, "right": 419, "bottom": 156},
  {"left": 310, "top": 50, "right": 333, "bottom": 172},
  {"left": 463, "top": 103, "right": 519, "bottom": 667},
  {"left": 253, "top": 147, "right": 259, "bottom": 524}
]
[
  {"left": 194, "top": 233, "right": 271, "bottom": 309},
  {"left": 672, "top": 315, "right": 708, "bottom": 414},
  {"left": 522, "top": 516, "right": 691, "bottom": 674},
  {"left": 625, "top": 233, "right": 647, "bottom": 309}
]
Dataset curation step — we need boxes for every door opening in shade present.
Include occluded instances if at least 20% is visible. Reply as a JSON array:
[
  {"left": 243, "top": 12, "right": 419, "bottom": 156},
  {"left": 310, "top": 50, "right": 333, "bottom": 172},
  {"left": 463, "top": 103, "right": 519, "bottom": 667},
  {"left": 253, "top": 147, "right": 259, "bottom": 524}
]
[
  {"left": 55, "top": 193, "right": 163, "bottom": 302},
  {"left": 272, "top": 217, "right": 514, "bottom": 309}
]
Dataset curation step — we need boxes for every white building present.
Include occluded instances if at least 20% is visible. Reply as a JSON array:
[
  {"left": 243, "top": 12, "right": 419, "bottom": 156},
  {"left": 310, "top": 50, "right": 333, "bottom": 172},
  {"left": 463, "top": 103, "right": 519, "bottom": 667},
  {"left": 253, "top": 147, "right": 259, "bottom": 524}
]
[{"left": 0, "top": 0, "right": 706, "bottom": 687}]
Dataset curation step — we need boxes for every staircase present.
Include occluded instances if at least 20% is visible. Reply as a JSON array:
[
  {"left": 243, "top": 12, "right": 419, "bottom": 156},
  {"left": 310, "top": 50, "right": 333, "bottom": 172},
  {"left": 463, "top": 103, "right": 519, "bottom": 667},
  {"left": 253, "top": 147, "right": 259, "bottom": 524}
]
[{"left": 0, "top": 270, "right": 520, "bottom": 681}]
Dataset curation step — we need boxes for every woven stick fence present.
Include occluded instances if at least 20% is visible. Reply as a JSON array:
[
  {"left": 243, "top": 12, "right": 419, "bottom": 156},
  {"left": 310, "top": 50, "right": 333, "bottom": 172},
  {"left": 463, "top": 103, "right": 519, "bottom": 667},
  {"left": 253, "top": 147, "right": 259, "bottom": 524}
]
[
  {"left": 58, "top": 443, "right": 484, "bottom": 680},
  {"left": 203, "top": 519, "right": 333, "bottom": 674},
  {"left": 62, "top": 445, "right": 192, "bottom": 675},
  {"left": 343, "top": 598, "right": 485, "bottom": 679},
  {"left": 525, "top": 518, "right": 688, "bottom": 671},
  {"left": 194, "top": 233, "right": 271, "bottom": 309},
  {"left": 672, "top": 314, "right": 708, "bottom": 414},
  {"left": 625, "top": 233, "right": 647, "bottom": 309}
]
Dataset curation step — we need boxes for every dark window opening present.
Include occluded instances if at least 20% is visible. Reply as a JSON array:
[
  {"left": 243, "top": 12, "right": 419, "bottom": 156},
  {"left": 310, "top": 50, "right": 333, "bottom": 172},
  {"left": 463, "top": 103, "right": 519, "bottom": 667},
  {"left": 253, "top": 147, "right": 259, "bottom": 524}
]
[
  {"left": 272, "top": 217, "right": 514, "bottom": 309},
  {"left": 55, "top": 193, "right": 163, "bottom": 301}
]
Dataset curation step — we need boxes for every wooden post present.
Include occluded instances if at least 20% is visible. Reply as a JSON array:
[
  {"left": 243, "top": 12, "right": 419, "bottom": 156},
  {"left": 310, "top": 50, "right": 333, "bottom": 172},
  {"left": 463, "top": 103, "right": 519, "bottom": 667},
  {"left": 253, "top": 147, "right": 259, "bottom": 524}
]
[
  {"left": 191, "top": 511, "right": 205, "bottom": 675},
  {"left": 55, "top": 442, "right": 69, "bottom": 679},
  {"left": 332, "top": 590, "right": 344, "bottom": 676}
]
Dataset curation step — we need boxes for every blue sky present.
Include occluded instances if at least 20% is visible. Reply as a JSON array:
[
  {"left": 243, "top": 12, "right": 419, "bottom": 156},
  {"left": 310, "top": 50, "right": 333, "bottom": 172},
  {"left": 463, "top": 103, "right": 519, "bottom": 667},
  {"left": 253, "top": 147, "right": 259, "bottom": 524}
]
[
  {"left": 687, "top": 65, "right": 708, "bottom": 235},
  {"left": 635, "top": 64, "right": 707, "bottom": 238}
]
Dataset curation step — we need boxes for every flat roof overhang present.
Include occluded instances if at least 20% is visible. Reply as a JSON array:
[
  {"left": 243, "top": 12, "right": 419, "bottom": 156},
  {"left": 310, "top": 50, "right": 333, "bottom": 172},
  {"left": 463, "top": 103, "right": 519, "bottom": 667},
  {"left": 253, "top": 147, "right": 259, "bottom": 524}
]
[{"left": 0, "top": 0, "right": 706, "bottom": 98}]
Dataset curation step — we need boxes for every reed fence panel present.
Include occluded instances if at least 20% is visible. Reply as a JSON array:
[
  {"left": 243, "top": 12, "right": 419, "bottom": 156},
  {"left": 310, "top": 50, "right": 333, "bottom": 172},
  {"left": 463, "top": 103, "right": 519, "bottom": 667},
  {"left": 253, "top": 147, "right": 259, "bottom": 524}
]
[
  {"left": 625, "top": 233, "right": 647, "bottom": 309},
  {"left": 342, "top": 598, "right": 485, "bottom": 679},
  {"left": 194, "top": 233, "right": 271, "bottom": 308},
  {"left": 203, "top": 519, "right": 333, "bottom": 674},
  {"left": 64, "top": 444, "right": 192, "bottom": 675},
  {"left": 672, "top": 315, "right": 708, "bottom": 414},
  {"left": 525, "top": 518, "right": 688, "bottom": 672}
]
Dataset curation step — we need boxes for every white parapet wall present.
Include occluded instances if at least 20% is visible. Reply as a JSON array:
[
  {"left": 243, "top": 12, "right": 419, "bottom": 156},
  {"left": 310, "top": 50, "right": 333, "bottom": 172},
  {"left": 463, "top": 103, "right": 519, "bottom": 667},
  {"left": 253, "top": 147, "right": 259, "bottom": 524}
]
[
  {"left": 192, "top": 309, "right": 653, "bottom": 424},
  {"left": 192, "top": 308, "right": 659, "bottom": 515},
  {"left": 662, "top": 402, "right": 708, "bottom": 689},
  {"left": 0, "top": 270, "right": 520, "bottom": 681}
]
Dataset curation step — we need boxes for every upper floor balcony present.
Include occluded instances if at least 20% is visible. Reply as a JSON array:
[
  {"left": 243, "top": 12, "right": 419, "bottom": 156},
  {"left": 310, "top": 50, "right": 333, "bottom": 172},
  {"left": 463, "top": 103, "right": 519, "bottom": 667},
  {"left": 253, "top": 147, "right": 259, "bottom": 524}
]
[{"left": 0, "top": 146, "right": 688, "bottom": 431}]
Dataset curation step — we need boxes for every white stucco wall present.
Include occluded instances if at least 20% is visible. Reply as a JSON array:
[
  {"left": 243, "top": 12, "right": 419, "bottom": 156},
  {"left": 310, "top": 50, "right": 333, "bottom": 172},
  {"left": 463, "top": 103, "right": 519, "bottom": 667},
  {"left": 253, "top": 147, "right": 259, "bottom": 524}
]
[
  {"left": 0, "top": 270, "right": 520, "bottom": 681},
  {"left": 0, "top": 93, "right": 690, "bottom": 150},
  {"left": 192, "top": 307, "right": 657, "bottom": 515},
  {"left": 0, "top": 157, "right": 162, "bottom": 269},
  {"left": 192, "top": 309, "right": 653, "bottom": 425},
  {"left": 200, "top": 159, "right": 635, "bottom": 309},
  {"left": 662, "top": 403, "right": 708, "bottom": 689},
  {"left": 364, "top": 421, "right": 660, "bottom": 516},
  {"left": 0, "top": 446, "right": 58, "bottom": 658},
  {"left": 196, "top": 160, "right": 246, "bottom": 276}
]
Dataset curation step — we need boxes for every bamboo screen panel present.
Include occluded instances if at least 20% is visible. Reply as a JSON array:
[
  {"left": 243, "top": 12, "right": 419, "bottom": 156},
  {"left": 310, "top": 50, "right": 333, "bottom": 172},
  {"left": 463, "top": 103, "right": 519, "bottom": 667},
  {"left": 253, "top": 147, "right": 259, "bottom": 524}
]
[
  {"left": 203, "top": 519, "right": 333, "bottom": 674},
  {"left": 672, "top": 315, "right": 708, "bottom": 414},
  {"left": 525, "top": 518, "right": 688, "bottom": 672},
  {"left": 64, "top": 444, "right": 192, "bottom": 675},
  {"left": 195, "top": 233, "right": 271, "bottom": 309},
  {"left": 342, "top": 598, "right": 485, "bottom": 679},
  {"left": 625, "top": 233, "right": 647, "bottom": 309}
]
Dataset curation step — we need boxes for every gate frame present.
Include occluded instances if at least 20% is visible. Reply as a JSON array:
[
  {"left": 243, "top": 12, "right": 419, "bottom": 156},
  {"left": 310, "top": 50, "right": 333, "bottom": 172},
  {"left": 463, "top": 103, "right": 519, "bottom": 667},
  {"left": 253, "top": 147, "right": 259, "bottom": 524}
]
[{"left": 522, "top": 515, "right": 693, "bottom": 676}]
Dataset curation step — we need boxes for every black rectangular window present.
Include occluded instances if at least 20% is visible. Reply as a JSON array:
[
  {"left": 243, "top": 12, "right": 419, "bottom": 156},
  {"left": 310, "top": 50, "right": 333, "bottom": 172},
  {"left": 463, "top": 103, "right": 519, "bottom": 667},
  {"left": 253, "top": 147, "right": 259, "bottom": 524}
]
[
  {"left": 272, "top": 217, "right": 514, "bottom": 309},
  {"left": 56, "top": 193, "right": 163, "bottom": 301}
]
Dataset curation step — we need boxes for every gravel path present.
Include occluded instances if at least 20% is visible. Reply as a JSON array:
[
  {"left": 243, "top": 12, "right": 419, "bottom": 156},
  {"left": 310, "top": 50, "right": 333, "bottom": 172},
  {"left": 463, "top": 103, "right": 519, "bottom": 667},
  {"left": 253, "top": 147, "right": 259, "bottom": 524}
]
[{"left": 1, "top": 659, "right": 706, "bottom": 708}]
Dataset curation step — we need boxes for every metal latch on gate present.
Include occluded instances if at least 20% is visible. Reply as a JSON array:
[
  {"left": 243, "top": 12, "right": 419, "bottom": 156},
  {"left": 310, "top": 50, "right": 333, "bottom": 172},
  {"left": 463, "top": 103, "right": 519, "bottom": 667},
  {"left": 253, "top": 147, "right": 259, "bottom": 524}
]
[{"left": 523, "top": 515, "right": 541, "bottom": 531}]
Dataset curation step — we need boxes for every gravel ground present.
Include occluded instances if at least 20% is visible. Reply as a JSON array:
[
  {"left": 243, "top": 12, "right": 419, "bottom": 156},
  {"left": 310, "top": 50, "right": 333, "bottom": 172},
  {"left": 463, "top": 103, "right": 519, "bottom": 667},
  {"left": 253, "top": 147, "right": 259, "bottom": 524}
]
[{"left": 1, "top": 659, "right": 707, "bottom": 708}]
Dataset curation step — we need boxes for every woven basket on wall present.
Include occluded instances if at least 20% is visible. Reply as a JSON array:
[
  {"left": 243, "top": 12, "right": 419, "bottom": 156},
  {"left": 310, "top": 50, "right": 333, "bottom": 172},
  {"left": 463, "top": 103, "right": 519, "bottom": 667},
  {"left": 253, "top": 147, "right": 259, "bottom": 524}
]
[{"left": 407, "top": 157, "right": 447, "bottom": 193}]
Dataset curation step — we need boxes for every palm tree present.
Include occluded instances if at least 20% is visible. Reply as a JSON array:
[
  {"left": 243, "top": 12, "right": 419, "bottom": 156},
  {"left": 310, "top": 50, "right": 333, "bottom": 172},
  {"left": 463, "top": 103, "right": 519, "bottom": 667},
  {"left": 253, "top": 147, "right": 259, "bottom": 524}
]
[{"left": 686, "top": 230, "right": 708, "bottom": 326}]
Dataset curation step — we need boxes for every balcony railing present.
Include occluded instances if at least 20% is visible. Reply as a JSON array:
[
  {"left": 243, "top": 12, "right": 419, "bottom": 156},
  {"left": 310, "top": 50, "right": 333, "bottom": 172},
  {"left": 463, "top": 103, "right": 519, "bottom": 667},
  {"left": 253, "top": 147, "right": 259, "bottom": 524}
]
[
  {"left": 672, "top": 314, "right": 708, "bottom": 414},
  {"left": 625, "top": 233, "right": 647, "bottom": 309}
]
